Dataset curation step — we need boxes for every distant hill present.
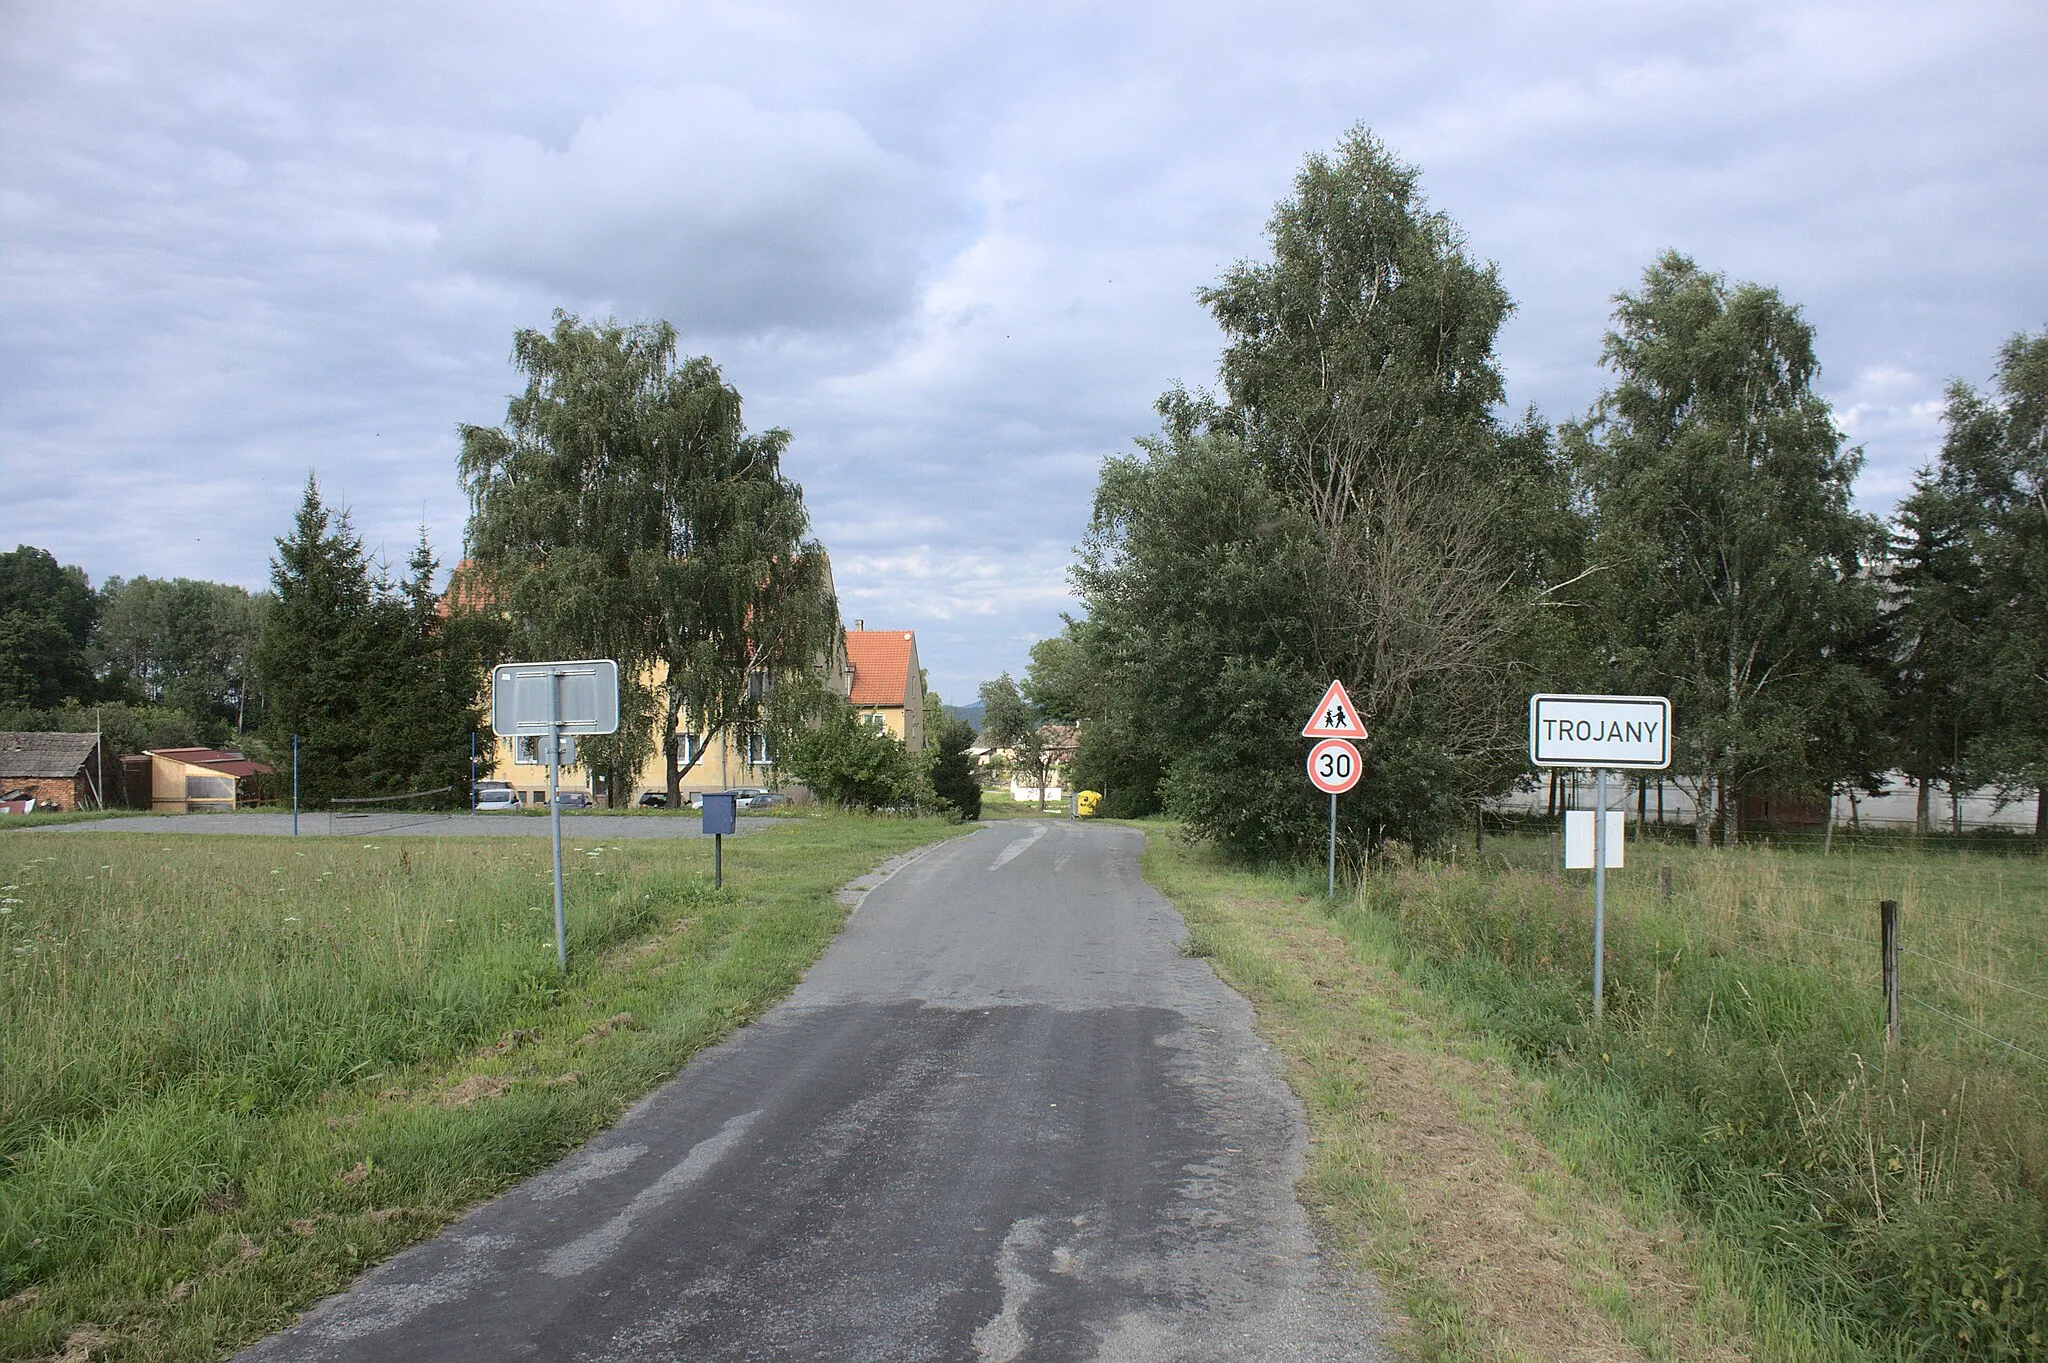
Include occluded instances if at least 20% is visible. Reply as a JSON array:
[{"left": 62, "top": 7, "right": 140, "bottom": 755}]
[{"left": 945, "top": 702, "right": 985, "bottom": 732}]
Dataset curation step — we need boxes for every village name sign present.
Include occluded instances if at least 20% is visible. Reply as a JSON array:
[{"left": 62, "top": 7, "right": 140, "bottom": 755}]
[
  {"left": 1528, "top": 692, "right": 1671, "bottom": 1026},
  {"left": 1528, "top": 693, "right": 1670, "bottom": 770}
]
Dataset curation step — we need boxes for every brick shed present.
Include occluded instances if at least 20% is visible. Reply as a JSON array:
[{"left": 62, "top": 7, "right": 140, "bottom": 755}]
[{"left": 0, "top": 732, "right": 117, "bottom": 811}]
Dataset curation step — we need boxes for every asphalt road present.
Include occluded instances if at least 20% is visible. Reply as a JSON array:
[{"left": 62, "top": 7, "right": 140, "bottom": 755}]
[
  {"left": 38, "top": 811, "right": 776, "bottom": 839},
  {"left": 237, "top": 820, "right": 1390, "bottom": 1362}
]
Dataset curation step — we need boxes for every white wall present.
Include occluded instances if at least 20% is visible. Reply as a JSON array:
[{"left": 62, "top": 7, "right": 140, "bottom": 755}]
[{"left": 1490, "top": 771, "right": 2040, "bottom": 830}]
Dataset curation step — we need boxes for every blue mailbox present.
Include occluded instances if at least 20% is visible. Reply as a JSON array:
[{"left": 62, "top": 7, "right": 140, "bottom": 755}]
[{"left": 701, "top": 791, "right": 737, "bottom": 836}]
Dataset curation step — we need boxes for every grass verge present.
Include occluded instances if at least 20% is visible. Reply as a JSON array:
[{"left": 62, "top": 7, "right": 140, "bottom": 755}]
[
  {"left": 1140, "top": 829, "right": 2047, "bottom": 1362},
  {"left": 1146, "top": 832, "right": 1821, "bottom": 1363},
  {"left": 0, "top": 813, "right": 969, "bottom": 1362}
]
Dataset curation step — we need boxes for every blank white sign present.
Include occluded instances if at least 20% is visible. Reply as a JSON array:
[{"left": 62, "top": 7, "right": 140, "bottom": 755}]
[{"left": 1564, "top": 811, "right": 1625, "bottom": 868}]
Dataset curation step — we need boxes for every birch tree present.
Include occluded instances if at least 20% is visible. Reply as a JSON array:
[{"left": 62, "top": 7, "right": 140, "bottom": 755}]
[
  {"left": 1568, "top": 254, "right": 1881, "bottom": 842},
  {"left": 460, "top": 313, "right": 837, "bottom": 805}
]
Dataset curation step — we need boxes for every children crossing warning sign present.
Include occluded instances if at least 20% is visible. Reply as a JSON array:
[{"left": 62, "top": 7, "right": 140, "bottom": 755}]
[{"left": 1301, "top": 679, "right": 1368, "bottom": 739}]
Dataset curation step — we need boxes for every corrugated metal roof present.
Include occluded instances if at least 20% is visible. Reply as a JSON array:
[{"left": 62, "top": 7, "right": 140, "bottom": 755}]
[
  {"left": 845, "top": 630, "right": 915, "bottom": 707},
  {"left": 0, "top": 731, "right": 104, "bottom": 778},
  {"left": 147, "top": 747, "right": 275, "bottom": 778}
]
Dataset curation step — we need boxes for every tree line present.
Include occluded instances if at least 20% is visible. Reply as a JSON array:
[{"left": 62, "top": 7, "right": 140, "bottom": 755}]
[
  {"left": 0, "top": 545, "right": 268, "bottom": 757},
  {"left": 0, "top": 488, "right": 491, "bottom": 806},
  {"left": 3, "top": 311, "right": 988, "bottom": 815},
  {"left": 1032, "top": 126, "right": 2046, "bottom": 856}
]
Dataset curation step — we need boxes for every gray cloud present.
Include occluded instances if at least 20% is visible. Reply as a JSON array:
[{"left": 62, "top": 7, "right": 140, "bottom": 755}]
[
  {"left": 3, "top": 0, "right": 2045, "bottom": 704},
  {"left": 445, "top": 85, "right": 941, "bottom": 337}
]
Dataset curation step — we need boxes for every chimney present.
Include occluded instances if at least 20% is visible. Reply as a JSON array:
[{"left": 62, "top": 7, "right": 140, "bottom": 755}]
[{"left": 853, "top": 618, "right": 864, "bottom": 631}]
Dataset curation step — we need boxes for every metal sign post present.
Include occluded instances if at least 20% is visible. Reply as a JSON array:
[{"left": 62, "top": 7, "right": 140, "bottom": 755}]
[
  {"left": 1304, "top": 681, "right": 1369, "bottom": 897},
  {"left": 701, "top": 792, "right": 737, "bottom": 889},
  {"left": 1593, "top": 767, "right": 1607, "bottom": 1024},
  {"left": 491, "top": 660, "right": 620, "bottom": 973},
  {"left": 1530, "top": 693, "right": 1671, "bottom": 1027},
  {"left": 548, "top": 671, "right": 568, "bottom": 974}
]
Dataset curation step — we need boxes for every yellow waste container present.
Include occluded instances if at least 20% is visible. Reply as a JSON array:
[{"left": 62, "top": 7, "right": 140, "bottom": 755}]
[{"left": 1076, "top": 790, "right": 1102, "bottom": 818}]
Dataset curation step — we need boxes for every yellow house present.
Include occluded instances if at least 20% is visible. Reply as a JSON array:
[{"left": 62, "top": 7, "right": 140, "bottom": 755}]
[
  {"left": 845, "top": 624, "right": 925, "bottom": 752},
  {"left": 484, "top": 646, "right": 851, "bottom": 808},
  {"left": 483, "top": 625, "right": 926, "bottom": 807}
]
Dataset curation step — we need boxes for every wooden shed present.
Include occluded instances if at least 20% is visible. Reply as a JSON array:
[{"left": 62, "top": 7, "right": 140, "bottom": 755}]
[{"left": 146, "top": 747, "right": 273, "bottom": 813}]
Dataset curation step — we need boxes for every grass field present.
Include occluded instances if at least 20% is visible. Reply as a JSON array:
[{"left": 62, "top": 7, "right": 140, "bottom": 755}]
[
  {"left": 0, "top": 810, "right": 130, "bottom": 831},
  {"left": 0, "top": 814, "right": 969, "bottom": 1362},
  {"left": 1142, "top": 827, "right": 2047, "bottom": 1362}
]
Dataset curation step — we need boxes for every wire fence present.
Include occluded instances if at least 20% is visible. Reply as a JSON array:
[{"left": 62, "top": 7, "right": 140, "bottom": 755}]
[{"left": 1671, "top": 883, "right": 2046, "bottom": 1069}]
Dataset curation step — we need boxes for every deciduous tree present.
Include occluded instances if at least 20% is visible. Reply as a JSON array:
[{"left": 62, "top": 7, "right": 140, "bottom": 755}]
[
  {"left": 95, "top": 575, "right": 268, "bottom": 738},
  {"left": 459, "top": 313, "right": 838, "bottom": 805},
  {"left": 1567, "top": 253, "right": 1881, "bottom": 842},
  {"left": 1931, "top": 329, "right": 2048, "bottom": 830},
  {"left": 0, "top": 546, "right": 98, "bottom": 709},
  {"left": 1072, "top": 128, "right": 1577, "bottom": 855}
]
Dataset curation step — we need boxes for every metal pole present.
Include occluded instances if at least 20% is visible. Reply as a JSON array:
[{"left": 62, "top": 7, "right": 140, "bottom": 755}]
[
  {"left": 1593, "top": 767, "right": 1607, "bottom": 1027},
  {"left": 549, "top": 674, "right": 568, "bottom": 974},
  {"left": 714, "top": 832, "right": 723, "bottom": 890},
  {"left": 470, "top": 731, "right": 478, "bottom": 809},
  {"left": 1881, "top": 899, "right": 1901, "bottom": 1047},
  {"left": 1327, "top": 790, "right": 1337, "bottom": 897},
  {"left": 292, "top": 734, "right": 299, "bottom": 837}
]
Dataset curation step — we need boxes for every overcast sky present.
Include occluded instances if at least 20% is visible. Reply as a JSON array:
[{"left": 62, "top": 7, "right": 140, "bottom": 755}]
[{"left": 4, "top": 1, "right": 2044, "bottom": 703}]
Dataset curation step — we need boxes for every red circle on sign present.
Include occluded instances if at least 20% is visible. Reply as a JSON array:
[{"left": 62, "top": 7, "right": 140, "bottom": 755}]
[{"left": 1307, "top": 739, "right": 1361, "bottom": 794}]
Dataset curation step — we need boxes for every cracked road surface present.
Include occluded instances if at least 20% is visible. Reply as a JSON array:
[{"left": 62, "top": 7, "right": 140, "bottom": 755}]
[{"left": 239, "top": 820, "right": 1390, "bottom": 1361}]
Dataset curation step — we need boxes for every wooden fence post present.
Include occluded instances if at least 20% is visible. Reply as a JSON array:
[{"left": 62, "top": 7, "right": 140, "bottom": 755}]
[
  {"left": 1881, "top": 899, "right": 1901, "bottom": 1048},
  {"left": 1660, "top": 864, "right": 1673, "bottom": 903}
]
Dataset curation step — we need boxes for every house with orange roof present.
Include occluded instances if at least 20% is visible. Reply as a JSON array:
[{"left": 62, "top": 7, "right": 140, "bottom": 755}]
[
  {"left": 845, "top": 621, "right": 926, "bottom": 753},
  {"left": 448, "top": 558, "right": 925, "bottom": 805}
]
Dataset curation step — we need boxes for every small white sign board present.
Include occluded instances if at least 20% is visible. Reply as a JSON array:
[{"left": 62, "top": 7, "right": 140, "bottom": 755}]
[
  {"left": 492, "top": 660, "right": 621, "bottom": 737},
  {"left": 1529, "top": 694, "right": 1671, "bottom": 770},
  {"left": 1565, "top": 811, "right": 1626, "bottom": 868},
  {"left": 513, "top": 734, "right": 578, "bottom": 766}
]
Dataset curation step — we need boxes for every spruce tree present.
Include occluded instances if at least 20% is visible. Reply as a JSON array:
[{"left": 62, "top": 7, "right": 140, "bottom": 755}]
[{"left": 256, "top": 476, "right": 381, "bottom": 804}]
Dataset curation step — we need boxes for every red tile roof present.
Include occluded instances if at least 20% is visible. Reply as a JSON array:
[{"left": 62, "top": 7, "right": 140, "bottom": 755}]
[{"left": 845, "top": 630, "right": 915, "bottom": 707}]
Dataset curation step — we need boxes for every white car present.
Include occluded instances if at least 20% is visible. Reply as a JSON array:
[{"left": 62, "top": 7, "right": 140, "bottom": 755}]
[{"left": 475, "top": 786, "right": 520, "bottom": 811}]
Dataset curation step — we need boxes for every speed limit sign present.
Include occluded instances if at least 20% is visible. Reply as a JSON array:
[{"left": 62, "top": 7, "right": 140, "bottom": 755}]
[{"left": 1306, "top": 738, "right": 1361, "bottom": 794}]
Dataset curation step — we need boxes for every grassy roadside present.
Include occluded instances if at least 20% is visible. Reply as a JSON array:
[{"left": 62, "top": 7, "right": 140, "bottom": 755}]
[
  {"left": 0, "top": 814, "right": 970, "bottom": 1362},
  {"left": 1141, "top": 827, "right": 2047, "bottom": 1362},
  {"left": 1141, "top": 829, "right": 1848, "bottom": 1363}
]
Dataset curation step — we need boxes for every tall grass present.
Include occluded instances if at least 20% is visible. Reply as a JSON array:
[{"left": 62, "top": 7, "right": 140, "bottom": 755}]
[
  {"left": 0, "top": 817, "right": 962, "bottom": 1361},
  {"left": 1349, "top": 834, "right": 2047, "bottom": 1360}
]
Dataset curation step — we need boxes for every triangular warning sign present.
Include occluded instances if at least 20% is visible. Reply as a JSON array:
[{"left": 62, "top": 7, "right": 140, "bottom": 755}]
[{"left": 1302, "top": 679, "right": 1368, "bottom": 738}]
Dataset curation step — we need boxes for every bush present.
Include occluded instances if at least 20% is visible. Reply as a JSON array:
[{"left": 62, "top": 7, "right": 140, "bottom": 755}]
[
  {"left": 928, "top": 717, "right": 981, "bottom": 820},
  {"left": 778, "top": 703, "right": 918, "bottom": 810}
]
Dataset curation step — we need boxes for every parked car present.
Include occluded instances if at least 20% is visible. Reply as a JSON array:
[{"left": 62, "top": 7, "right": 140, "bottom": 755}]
[
  {"left": 636, "top": 791, "right": 668, "bottom": 808},
  {"left": 474, "top": 784, "right": 519, "bottom": 812},
  {"left": 744, "top": 791, "right": 791, "bottom": 810},
  {"left": 553, "top": 791, "right": 592, "bottom": 809}
]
